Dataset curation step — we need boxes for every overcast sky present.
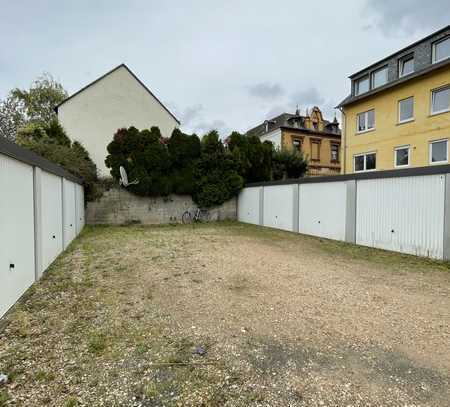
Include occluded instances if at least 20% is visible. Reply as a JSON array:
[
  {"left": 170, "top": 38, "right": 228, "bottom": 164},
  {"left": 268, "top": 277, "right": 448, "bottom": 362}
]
[{"left": 1, "top": 0, "right": 449, "bottom": 136}]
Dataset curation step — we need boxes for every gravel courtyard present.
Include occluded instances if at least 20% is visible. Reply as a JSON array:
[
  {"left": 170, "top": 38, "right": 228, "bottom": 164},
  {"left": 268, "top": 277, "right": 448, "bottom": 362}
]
[{"left": 1, "top": 222, "right": 450, "bottom": 406}]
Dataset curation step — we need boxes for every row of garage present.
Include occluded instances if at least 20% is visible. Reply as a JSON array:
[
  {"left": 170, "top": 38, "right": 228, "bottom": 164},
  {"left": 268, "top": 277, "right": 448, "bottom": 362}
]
[
  {"left": 0, "top": 139, "right": 84, "bottom": 318},
  {"left": 238, "top": 170, "right": 449, "bottom": 260}
]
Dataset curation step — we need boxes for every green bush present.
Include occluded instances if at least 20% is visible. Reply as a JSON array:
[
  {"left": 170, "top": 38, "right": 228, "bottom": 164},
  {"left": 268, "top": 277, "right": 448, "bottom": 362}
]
[
  {"left": 105, "top": 126, "right": 171, "bottom": 197},
  {"left": 227, "top": 132, "right": 273, "bottom": 182},
  {"left": 17, "top": 122, "right": 98, "bottom": 202},
  {"left": 272, "top": 149, "right": 308, "bottom": 180},
  {"left": 192, "top": 131, "right": 243, "bottom": 207}
]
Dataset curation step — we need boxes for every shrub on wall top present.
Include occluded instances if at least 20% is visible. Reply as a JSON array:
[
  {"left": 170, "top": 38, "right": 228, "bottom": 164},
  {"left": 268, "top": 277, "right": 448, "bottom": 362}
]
[
  {"left": 192, "top": 130, "right": 243, "bottom": 208},
  {"left": 16, "top": 120, "right": 98, "bottom": 202}
]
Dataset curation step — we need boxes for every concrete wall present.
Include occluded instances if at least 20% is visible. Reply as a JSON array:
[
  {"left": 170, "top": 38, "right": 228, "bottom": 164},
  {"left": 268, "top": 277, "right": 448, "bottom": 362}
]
[
  {"left": 86, "top": 186, "right": 236, "bottom": 225},
  {"left": 58, "top": 65, "right": 179, "bottom": 176},
  {"left": 238, "top": 169, "right": 450, "bottom": 260}
]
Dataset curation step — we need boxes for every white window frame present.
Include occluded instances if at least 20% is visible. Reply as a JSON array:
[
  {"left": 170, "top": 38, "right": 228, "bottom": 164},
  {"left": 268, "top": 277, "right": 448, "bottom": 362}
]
[
  {"left": 432, "top": 36, "right": 450, "bottom": 64},
  {"left": 394, "top": 145, "right": 410, "bottom": 168},
  {"left": 355, "top": 76, "right": 369, "bottom": 96},
  {"left": 429, "top": 139, "right": 448, "bottom": 165},
  {"left": 356, "top": 109, "right": 375, "bottom": 134},
  {"left": 398, "top": 96, "right": 414, "bottom": 124},
  {"left": 354, "top": 152, "right": 377, "bottom": 173},
  {"left": 398, "top": 54, "right": 414, "bottom": 78},
  {"left": 431, "top": 85, "right": 450, "bottom": 115},
  {"left": 370, "top": 65, "right": 388, "bottom": 89}
]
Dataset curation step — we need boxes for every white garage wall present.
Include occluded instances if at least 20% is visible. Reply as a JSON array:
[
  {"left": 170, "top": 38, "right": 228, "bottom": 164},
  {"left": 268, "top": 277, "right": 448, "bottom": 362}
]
[
  {"left": 299, "top": 181, "right": 348, "bottom": 241},
  {"left": 63, "top": 179, "right": 77, "bottom": 249},
  {"left": 1, "top": 137, "right": 85, "bottom": 319},
  {"left": 263, "top": 185, "right": 295, "bottom": 231},
  {"left": 75, "top": 183, "right": 85, "bottom": 234},
  {"left": 0, "top": 155, "right": 36, "bottom": 318},
  {"left": 237, "top": 187, "right": 260, "bottom": 225},
  {"left": 238, "top": 169, "right": 450, "bottom": 260},
  {"left": 356, "top": 175, "right": 445, "bottom": 259},
  {"left": 41, "top": 171, "right": 63, "bottom": 274}
]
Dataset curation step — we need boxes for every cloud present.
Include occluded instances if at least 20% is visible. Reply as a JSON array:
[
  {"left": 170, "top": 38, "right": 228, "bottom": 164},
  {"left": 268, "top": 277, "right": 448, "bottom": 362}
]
[
  {"left": 264, "top": 105, "right": 289, "bottom": 120},
  {"left": 193, "top": 119, "right": 231, "bottom": 138},
  {"left": 248, "top": 82, "right": 284, "bottom": 99},
  {"left": 365, "top": 0, "right": 450, "bottom": 36},
  {"left": 180, "top": 104, "right": 203, "bottom": 126},
  {"left": 290, "top": 87, "right": 325, "bottom": 108}
]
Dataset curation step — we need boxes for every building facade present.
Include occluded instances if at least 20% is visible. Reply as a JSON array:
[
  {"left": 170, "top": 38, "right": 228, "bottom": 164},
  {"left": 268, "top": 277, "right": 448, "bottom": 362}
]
[
  {"left": 56, "top": 64, "right": 180, "bottom": 176},
  {"left": 339, "top": 26, "right": 450, "bottom": 174},
  {"left": 247, "top": 107, "right": 341, "bottom": 176}
]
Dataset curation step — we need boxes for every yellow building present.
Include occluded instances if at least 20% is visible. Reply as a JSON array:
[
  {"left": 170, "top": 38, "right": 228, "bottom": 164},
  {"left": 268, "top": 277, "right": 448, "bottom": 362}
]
[
  {"left": 338, "top": 26, "right": 450, "bottom": 174},
  {"left": 247, "top": 106, "right": 341, "bottom": 176}
]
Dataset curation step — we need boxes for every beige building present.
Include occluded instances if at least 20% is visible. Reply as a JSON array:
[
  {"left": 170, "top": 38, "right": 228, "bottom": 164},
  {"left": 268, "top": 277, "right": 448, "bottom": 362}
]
[
  {"left": 247, "top": 107, "right": 341, "bottom": 175},
  {"left": 56, "top": 64, "right": 179, "bottom": 176}
]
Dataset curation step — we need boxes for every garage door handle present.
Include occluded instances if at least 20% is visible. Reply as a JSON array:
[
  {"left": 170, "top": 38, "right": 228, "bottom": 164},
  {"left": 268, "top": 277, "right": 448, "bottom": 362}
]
[
  {"left": 70, "top": 224, "right": 73, "bottom": 227},
  {"left": 9, "top": 263, "right": 14, "bottom": 270},
  {"left": 52, "top": 235, "right": 56, "bottom": 239}
]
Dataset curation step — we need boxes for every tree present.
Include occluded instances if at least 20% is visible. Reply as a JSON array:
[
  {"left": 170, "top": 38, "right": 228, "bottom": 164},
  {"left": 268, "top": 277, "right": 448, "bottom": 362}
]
[
  {"left": 272, "top": 149, "right": 308, "bottom": 180},
  {"left": 105, "top": 126, "right": 171, "bottom": 197},
  {"left": 0, "top": 95, "right": 25, "bottom": 141},
  {"left": 0, "top": 73, "right": 67, "bottom": 141},
  {"left": 167, "top": 128, "right": 201, "bottom": 194},
  {"left": 17, "top": 123, "right": 98, "bottom": 202},
  {"left": 192, "top": 130, "right": 243, "bottom": 208},
  {"left": 227, "top": 131, "right": 273, "bottom": 183},
  {"left": 11, "top": 73, "right": 67, "bottom": 126}
]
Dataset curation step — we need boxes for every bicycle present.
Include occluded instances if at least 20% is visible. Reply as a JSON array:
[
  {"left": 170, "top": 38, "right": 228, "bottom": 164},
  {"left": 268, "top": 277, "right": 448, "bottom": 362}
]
[{"left": 182, "top": 208, "right": 210, "bottom": 224}]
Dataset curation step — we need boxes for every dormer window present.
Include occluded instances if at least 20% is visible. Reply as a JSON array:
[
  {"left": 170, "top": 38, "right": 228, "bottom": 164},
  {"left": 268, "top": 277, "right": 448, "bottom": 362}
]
[
  {"left": 371, "top": 66, "right": 388, "bottom": 89},
  {"left": 355, "top": 76, "right": 369, "bottom": 96},
  {"left": 433, "top": 36, "right": 450, "bottom": 64},
  {"left": 399, "top": 54, "right": 414, "bottom": 77}
]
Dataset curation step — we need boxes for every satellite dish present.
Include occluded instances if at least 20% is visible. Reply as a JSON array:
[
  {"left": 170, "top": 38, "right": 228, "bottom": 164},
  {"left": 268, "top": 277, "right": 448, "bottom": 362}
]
[{"left": 119, "top": 166, "right": 139, "bottom": 187}]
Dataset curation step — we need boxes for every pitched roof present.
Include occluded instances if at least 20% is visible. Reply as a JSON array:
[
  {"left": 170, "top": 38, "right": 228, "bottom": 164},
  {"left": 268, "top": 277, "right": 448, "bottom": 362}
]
[
  {"left": 54, "top": 64, "right": 180, "bottom": 124},
  {"left": 247, "top": 111, "right": 341, "bottom": 138},
  {"left": 337, "top": 57, "right": 450, "bottom": 108},
  {"left": 349, "top": 25, "right": 450, "bottom": 79}
]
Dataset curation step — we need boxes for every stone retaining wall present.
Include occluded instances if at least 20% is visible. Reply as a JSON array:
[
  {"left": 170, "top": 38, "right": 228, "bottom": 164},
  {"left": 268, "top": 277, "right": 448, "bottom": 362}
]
[{"left": 86, "top": 187, "right": 236, "bottom": 225}]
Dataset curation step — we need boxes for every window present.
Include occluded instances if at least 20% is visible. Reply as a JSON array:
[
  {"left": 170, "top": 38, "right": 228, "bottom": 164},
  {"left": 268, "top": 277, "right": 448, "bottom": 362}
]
[
  {"left": 371, "top": 66, "right": 388, "bottom": 88},
  {"left": 394, "top": 146, "right": 410, "bottom": 167},
  {"left": 355, "top": 76, "right": 369, "bottom": 95},
  {"left": 398, "top": 97, "right": 414, "bottom": 123},
  {"left": 431, "top": 86, "right": 450, "bottom": 115},
  {"left": 357, "top": 109, "right": 375, "bottom": 133},
  {"left": 430, "top": 139, "right": 448, "bottom": 164},
  {"left": 433, "top": 37, "right": 450, "bottom": 63},
  {"left": 330, "top": 144, "right": 339, "bottom": 162},
  {"left": 354, "top": 152, "right": 376, "bottom": 172},
  {"left": 292, "top": 138, "right": 302, "bottom": 152},
  {"left": 311, "top": 140, "right": 320, "bottom": 161},
  {"left": 399, "top": 55, "right": 414, "bottom": 77}
]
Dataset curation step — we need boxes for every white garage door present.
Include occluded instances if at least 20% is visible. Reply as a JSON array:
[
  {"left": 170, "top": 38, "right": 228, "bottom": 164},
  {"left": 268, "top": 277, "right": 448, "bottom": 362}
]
[
  {"left": 41, "top": 171, "right": 63, "bottom": 274},
  {"left": 356, "top": 175, "right": 445, "bottom": 259},
  {"left": 63, "top": 179, "right": 76, "bottom": 249},
  {"left": 0, "top": 154, "right": 35, "bottom": 318},
  {"left": 263, "top": 185, "right": 294, "bottom": 231},
  {"left": 75, "top": 183, "right": 85, "bottom": 234},
  {"left": 238, "top": 187, "right": 260, "bottom": 225},
  {"left": 299, "top": 181, "right": 347, "bottom": 241}
]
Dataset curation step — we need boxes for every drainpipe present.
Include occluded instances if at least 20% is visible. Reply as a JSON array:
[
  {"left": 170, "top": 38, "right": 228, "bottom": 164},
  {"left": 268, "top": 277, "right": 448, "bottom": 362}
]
[{"left": 338, "top": 107, "right": 347, "bottom": 175}]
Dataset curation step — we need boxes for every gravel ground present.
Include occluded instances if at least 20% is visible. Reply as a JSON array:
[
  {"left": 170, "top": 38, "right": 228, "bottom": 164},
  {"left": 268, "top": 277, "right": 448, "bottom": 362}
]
[{"left": 1, "top": 222, "right": 449, "bottom": 406}]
